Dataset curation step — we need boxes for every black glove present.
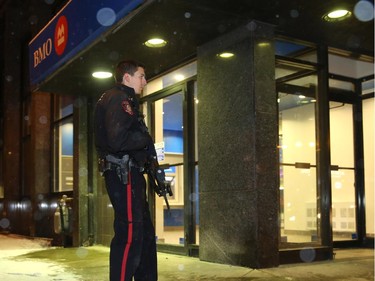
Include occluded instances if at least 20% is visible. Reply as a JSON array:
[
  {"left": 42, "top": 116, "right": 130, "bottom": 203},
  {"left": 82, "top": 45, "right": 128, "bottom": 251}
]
[{"left": 147, "top": 156, "right": 173, "bottom": 197}]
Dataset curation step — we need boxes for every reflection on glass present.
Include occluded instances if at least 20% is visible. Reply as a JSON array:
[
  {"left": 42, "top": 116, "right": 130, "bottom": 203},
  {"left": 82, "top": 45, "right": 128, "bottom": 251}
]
[
  {"left": 194, "top": 84, "right": 199, "bottom": 245},
  {"left": 193, "top": 165, "right": 200, "bottom": 244},
  {"left": 275, "top": 40, "right": 317, "bottom": 63}
]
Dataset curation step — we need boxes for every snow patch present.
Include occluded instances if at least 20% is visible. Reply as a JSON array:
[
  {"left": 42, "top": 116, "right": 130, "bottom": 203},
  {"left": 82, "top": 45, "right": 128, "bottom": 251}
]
[{"left": 0, "top": 234, "right": 81, "bottom": 280}]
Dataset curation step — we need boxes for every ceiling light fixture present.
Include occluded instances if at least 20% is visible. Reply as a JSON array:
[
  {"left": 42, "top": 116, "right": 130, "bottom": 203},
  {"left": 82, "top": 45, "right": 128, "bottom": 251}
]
[
  {"left": 218, "top": 52, "right": 234, "bottom": 58},
  {"left": 258, "top": 42, "right": 270, "bottom": 47},
  {"left": 145, "top": 38, "right": 167, "bottom": 48},
  {"left": 92, "top": 71, "right": 112, "bottom": 79},
  {"left": 323, "top": 9, "right": 351, "bottom": 21}
]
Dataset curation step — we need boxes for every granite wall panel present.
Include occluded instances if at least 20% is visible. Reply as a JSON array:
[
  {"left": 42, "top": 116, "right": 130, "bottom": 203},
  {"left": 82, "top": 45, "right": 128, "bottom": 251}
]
[{"left": 197, "top": 20, "right": 279, "bottom": 268}]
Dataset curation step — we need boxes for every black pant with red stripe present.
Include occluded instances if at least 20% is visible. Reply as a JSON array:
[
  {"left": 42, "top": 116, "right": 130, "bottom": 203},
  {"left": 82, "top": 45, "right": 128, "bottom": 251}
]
[{"left": 104, "top": 167, "right": 157, "bottom": 281}]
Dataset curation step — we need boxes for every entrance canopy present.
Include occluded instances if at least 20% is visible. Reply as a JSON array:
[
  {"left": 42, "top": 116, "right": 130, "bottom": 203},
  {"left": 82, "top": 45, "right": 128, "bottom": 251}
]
[
  {"left": 28, "top": 0, "right": 145, "bottom": 90},
  {"left": 28, "top": 0, "right": 374, "bottom": 95}
]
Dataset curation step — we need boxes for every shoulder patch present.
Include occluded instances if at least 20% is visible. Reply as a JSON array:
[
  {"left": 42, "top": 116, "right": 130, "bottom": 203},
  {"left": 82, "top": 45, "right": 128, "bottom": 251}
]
[{"left": 121, "top": 100, "right": 134, "bottom": 115}]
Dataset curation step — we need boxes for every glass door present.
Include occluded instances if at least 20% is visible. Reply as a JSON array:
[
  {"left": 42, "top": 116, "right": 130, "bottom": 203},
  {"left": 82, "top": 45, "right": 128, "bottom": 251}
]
[
  {"left": 278, "top": 89, "right": 319, "bottom": 246},
  {"left": 329, "top": 102, "right": 357, "bottom": 241},
  {"left": 145, "top": 79, "right": 199, "bottom": 255},
  {"left": 363, "top": 97, "right": 374, "bottom": 239},
  {"left": 276, "top": 40, "right": 321, "bottom": 248},
  {"left": 328, "top": 50, "right": 374, "bottom": 244},
  {"left": 142, "top": 62, "right": 199, "bottom": 255},
  {"left": 152, "top": 90, "right": 185, "bottom": 246}
]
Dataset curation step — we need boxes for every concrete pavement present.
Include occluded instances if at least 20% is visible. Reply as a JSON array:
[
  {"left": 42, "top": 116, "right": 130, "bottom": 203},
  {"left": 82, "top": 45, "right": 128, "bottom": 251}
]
[{"left": 0, "top": 234, "right": 373, "bottom": 280}]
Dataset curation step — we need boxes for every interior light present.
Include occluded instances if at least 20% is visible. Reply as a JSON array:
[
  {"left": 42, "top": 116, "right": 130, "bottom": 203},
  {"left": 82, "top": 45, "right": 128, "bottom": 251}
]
[
  {"left": 323, "top": 9, "right": 351, "bottom": 21},
  {"left": 334, "top": 181, "right": 343, "bottom": 189},
  {"left": 174, "top": 74, "right": 185, "bottom": 81},
  {"left": 92, "top": 71, "right": 113, "bottom": 79},
  {"left": 145, "top": 38, "right": 167, "bottom": 48},
  {"left": 218, "top": 52, "right": 234, "bottom": 58},
  {"left": 289, "top": 216, "right": 296, "bottom": 222}
]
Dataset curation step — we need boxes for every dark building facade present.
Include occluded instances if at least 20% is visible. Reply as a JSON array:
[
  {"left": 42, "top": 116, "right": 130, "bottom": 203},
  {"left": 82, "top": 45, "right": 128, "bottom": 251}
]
[{"left": 0, "top": 0, "right": 374, "bottom": 268}]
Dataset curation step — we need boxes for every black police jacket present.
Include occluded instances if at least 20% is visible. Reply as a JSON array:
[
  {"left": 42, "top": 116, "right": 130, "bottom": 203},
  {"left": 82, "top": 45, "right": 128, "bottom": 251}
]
[{"left": 94, "top": 83, "right": 154, "bottom": 164}]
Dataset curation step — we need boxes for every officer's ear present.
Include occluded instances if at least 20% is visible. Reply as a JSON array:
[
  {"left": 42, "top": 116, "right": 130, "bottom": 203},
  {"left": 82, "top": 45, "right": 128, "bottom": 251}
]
[{"left": 123, "top": 73, "right": 131, "bottom": 84}]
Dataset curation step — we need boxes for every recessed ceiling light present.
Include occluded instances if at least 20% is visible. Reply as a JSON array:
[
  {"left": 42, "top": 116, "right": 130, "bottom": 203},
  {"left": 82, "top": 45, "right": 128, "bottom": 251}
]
[
  {"left": 218, "top": 52, "right": 234, "bottom": 58},
  {"left": 145, "top": 38, "right": 167, "bottom": 48},
  {"left": 323, "top": 9, "right": 351, "bottom": 21},
  {"left": 92, "top": 71, "right": 112, "bottom": 79},
  {"left": 258, "top": 42, "right": 270, "bottom": 47}
]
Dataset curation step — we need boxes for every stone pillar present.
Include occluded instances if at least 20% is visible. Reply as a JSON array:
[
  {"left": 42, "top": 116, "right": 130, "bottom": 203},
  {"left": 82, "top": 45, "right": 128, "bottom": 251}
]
[
  {"left": 197, "top": 21, "right": 279, "bottom": 268},
  {"left": 30, "top": 92, "right": 51, "bottom": 237},
  {"left": 73, "top": 96, "right": 91, "bottom": 246}
]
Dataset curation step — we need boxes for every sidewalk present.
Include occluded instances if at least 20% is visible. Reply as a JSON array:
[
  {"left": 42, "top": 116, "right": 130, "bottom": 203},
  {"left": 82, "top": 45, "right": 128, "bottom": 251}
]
[{"left": 0, "top": 234, "right": 373, "bottom": 280}]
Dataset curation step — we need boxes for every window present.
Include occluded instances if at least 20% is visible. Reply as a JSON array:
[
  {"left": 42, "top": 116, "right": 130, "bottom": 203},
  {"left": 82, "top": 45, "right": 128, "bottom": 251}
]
[{"left": 52, "top": 95, "right": 74, "bottom": 192}]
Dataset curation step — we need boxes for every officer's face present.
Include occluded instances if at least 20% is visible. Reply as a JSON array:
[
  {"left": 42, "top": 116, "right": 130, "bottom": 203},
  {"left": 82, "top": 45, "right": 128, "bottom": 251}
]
[{"left": 124, "top": 67, "right": 147, "bottom": 94}]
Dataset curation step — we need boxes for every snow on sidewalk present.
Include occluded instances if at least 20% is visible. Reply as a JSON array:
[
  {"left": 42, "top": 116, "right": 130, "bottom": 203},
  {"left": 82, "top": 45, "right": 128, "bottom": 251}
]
[{"left": 0, "top": 233, "right": 82, "bottom": 281}]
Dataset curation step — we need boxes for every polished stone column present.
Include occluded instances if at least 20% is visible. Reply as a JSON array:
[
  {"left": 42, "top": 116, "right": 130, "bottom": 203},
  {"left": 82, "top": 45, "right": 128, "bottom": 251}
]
[
  {"left": 73, "top": 96, "right": 93, "bottom": 247},
  {"left": 197, "top": 20, "right": 279, "bottom": 268},
  {"left": 30, "top": 92, "right": 51, "bottom": 237}
]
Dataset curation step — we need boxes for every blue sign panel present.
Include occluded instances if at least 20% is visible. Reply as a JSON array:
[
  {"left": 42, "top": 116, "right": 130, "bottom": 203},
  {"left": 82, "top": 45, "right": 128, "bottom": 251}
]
[{"left": 29, "top": 0, "right": 144, "bottom": 87}]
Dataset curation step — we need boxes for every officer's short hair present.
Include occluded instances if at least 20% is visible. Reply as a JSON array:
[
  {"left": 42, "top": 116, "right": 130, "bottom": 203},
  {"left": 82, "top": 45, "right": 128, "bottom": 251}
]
[{"left": 115, "top": 60, "right": 145, "bottom": 83}]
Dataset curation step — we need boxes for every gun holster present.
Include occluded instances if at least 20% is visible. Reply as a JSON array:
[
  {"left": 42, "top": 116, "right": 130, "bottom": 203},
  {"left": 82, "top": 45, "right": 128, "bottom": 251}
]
[{"left": 99, "top": 154, "right": 130, "bottom": 184}]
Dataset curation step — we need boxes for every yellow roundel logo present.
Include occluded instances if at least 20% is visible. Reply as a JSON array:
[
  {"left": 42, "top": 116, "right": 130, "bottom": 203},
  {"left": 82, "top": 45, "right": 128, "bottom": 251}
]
[{"left": 54, "top": 15, "right": 68, "bottom": 56}]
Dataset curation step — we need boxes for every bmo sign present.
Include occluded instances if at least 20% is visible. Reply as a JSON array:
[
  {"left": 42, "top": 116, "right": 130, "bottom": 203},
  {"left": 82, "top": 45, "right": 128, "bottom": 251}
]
[
  {"left": 33, "top": 15, "right": 68, "bottom": 68},
  {"left": 29, "top": 0, "right": 143, "bottom": 88}
]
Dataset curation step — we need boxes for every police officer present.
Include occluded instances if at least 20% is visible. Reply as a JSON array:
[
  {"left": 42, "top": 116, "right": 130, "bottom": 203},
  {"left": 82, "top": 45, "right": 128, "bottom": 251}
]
[{"left": 94, "top": 60, "right": 157, "bottom": 281}]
